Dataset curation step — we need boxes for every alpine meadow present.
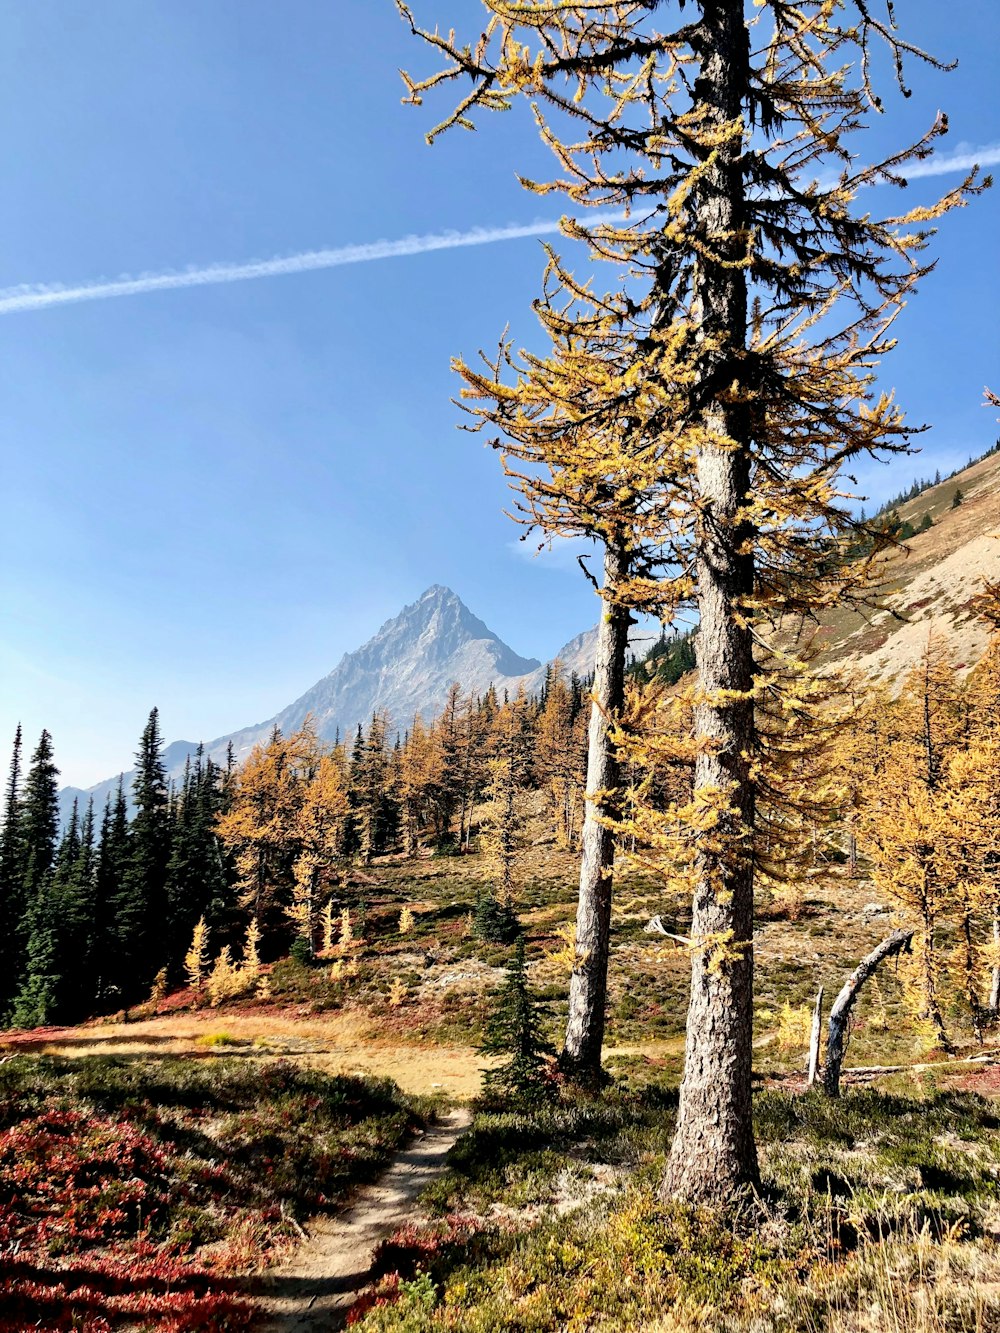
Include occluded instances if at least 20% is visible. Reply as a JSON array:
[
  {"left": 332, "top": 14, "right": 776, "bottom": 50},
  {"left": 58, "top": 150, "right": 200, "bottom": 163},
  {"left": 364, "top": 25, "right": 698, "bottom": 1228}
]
[{"left": 1, "top": 3, "right": 1000, "bottom": 1331}]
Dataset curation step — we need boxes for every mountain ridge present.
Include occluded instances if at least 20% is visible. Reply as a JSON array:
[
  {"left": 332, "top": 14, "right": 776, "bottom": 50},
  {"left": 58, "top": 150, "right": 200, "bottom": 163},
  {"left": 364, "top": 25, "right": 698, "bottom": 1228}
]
[
  {"left": 59, "top": 447, "right": 1000, "bottom": 821},
  {"left": 58, "top": 585, "right": 638, "bottom": 819}
]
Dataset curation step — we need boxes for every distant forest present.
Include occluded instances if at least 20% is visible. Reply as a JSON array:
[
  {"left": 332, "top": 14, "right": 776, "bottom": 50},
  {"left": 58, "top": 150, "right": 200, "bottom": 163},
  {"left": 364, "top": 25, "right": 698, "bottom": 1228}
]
[
  {"left": 0, "top": 626, "right": 703, "bottom": 1030},
  {"left": 866, "top": 436, "right": 1000, "bottom": 523}
]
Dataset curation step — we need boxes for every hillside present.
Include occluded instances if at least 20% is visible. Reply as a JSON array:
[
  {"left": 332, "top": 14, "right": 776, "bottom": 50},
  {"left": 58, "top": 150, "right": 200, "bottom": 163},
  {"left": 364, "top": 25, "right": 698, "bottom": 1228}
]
[{"left": 816, "top": 448, "right": 1000, "bottom": 681}]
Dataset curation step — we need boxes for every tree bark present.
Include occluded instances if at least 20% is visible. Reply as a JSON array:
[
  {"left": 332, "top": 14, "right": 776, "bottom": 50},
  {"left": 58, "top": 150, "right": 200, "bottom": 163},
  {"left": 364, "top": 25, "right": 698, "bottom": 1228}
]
[
  {"left": 824, "top": 929, "right": 914, "bottom": 1098},
  {"left": 562, "top": 540, "right": 629, "bottom": 1083},
  {"left": 807, "top": 986, "right": 824, "bottom": 1086},
  {"left": 663, "top": 0, "right": 759, "bottom": 1205},
  {"left": 920, "top": 901, "right": 952, "bottom": 1052},
  {"left": 960, "top": 890, "right": 984, "bottom": 1042}
]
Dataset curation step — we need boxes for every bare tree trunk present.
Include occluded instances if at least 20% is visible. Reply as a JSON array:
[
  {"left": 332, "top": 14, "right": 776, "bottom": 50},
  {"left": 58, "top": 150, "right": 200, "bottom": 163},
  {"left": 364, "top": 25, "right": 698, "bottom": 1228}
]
[
  {"left": 663, "top": 0, "right": 759, "bottom": 1205},
  {"left": 562, "top": 541, "right": 629, "bottom": 1083},
  {"left": 921, "top": 902, "right": 953, "bottom": 1052},
  {"left": 807, "top": 987, "right": 824, "bottom": 1086},
  {"left": 990, "top": 905, "right": 1000, "bottom": 1015},
  {"left": 960, "top": 888, "right": 984, "bottom": 1042},
  {"left": 825, "top": 929, "right": 914, "bottom": 1097}
]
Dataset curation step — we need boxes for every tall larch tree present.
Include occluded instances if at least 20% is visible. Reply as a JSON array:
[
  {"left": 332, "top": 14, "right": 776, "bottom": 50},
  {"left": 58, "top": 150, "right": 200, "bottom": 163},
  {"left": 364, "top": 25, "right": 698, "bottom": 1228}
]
[
  {"left": 289, "top": 747, "right": 351, "bottom": 953},
  {"left": 940, "top": 741, "right": 1000, "bottom": 1041},
  {"left": 968, "top": 584, "right": 1000, "bottom": 1012},
  {"left": 216, "top": 726, "right": 306, "bottom": 948},
  {"left": 480, "top": 693, "right": 533, "bottom": 907},
  {"left": 399, "top": 715, "right": 446, "bottom": 854},
  {"left": 399, "top": 0, "right": 980, "bottom": 1201}
]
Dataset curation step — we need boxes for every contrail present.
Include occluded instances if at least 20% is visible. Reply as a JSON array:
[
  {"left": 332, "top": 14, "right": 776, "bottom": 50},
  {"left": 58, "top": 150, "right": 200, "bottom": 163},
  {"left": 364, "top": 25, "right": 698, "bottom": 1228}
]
[
  {"left": 0, "top": 143, "right": 995, "bottom": 317},
  {"left": 900, "top": 143, "right": 1000, "bottom": 180},
  {"left": 0, "top": 214, "right": 624, "bottom": 317}
]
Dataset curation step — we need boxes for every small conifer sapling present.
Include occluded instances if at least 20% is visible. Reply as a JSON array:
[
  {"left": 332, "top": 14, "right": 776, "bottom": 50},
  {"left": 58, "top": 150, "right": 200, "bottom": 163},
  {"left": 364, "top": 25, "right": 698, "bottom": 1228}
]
[{"left": 479, "top": 936, "right": 553, "bottom": 1105}]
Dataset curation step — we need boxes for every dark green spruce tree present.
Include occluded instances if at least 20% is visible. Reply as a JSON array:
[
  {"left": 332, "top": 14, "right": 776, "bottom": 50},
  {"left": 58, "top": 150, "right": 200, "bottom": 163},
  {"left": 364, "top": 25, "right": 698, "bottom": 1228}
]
[
  {"left": 165, "top": 748, "right": 235, "bottom": 969},
  {"left": 479, "top": 935, "right": 553, "bottom": 1105},
  {"left": 11, "top": 731, "right": 62, "bottom": 1027},
  {"left": 0, "top": 725, "right": 26, "bottom": 1020},
  {"left": 16, "top": 799, "right": 100, "bottom": 1027},
  {"left": 93, "top": 781, "right": 130, "bottom": 1007},
  {"left": 117, "top": 708, "right": 170, "bottom": 997},
  {"left": 53, "top": 798, "right": 98, "bottom": 1021}
]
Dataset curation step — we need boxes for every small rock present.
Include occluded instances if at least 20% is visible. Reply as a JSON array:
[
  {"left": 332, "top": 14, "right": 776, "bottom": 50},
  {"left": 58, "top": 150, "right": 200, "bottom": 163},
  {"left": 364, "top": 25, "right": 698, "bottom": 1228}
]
[{"left": 862, "top": 903, "right": 889, "bottom": 917}]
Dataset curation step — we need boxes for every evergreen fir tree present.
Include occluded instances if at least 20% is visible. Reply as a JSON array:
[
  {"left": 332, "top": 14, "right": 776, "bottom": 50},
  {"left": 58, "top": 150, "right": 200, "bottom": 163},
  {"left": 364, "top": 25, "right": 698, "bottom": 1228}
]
[
  {"left": 11, "top": 874, "right": 61, "bottom": 1028},
  {"left": 0, "top": 725, "right": 26, "bottom": 1018},
  {"left": 19, "top": 730, "right": 60, "bottom": 903},
  {"left": 25, "top": 799, "right": 100, "bottom": 1025},
  {"left": 479, "top": 936, "right": 552, "bottom": 1104},
  {"left": 68, "top": 798, "right": 98, "bottom": 994},
  {"left": 164, "top": 752, "right": 233, "bottom": 970},
  {"left": 119, "top": 709, "right": 170, "bottom": 995},
  {"left": 343, "top": 724, "right": 365, "bottom": 858},
  {"left": 93, "top": 780, "right": 130, "bottom": 1007},
  {"left": 350, "top": 713, "right": 397, "bottom": 863},
  {"left": 11, "top": 730, "right": 62, "bottom": 1027}
]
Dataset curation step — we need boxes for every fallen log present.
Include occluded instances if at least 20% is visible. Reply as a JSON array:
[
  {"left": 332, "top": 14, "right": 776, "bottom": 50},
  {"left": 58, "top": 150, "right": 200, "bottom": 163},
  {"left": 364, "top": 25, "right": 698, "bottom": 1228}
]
[
  {"left": 825, "top": 928, "right": 914, "bottom": 1098},
  {"left": 841, "top": 1052, "right": 996, "bottom": 1080}
]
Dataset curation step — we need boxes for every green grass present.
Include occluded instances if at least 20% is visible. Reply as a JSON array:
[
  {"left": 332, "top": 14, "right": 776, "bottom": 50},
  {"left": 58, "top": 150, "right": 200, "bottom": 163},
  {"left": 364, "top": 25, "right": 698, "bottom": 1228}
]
[{"left": 347, "top": 1083, "right": 1000, "bottom": 1332}]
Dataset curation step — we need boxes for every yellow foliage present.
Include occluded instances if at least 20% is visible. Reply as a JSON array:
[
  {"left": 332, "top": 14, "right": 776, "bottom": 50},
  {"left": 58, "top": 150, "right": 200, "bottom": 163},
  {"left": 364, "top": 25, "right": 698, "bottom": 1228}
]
[
  {"left": 216, "top": 719, "right": 350, "bottom": 951},
  {"left": 206, "top": 947, "right": 240, "bottom": 1008},
  {"left": 398, "top": 907, "right": 415, "bottom": 935},
  {"left": 148, "top": 968, "right": 169, "bottom": 1007},
  {"left": 338, "top": 907, "right": 355, "bottom": 952},
  {"left": 320, "top": 900, "right": 335, "bottom": 955},
  {"left": 543, "top": 922, "right": 577, "bottom": 978},
  {"left": 184, "top": 917, "right": 210, "bottom": 993},
  {"left": 241, "top": 918, "right": 262, "bottom": 982},
  {"left": 479, "top": 694, "right": 531, "bottom": 905},
  {"left": 774, "top": 1003, "right": 812, "bottom": 1052}
]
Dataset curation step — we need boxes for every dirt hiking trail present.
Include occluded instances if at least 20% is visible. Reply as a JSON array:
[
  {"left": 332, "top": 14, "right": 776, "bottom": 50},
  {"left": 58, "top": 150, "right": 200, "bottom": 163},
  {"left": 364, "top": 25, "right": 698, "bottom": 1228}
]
[{"left": 256, "top": 1108, "right": 472, "bottom": 1332}]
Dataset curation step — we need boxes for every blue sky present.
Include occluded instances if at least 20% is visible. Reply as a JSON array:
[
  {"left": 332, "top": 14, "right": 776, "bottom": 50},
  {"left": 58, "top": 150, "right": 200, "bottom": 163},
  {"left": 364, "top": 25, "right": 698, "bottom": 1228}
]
[{"left": 1, "top": 1, "right": 998, "bottom": 787}]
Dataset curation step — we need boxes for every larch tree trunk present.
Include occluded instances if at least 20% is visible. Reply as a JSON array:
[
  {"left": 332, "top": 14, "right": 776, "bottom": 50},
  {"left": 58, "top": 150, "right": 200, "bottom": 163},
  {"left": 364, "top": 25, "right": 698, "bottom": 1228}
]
[
  {"left": 663, "top": 0, "right": 759, "bottom": 1204},
  {"left": 562, "top": 540, "right": 630, "bottom": 1083},
  {"left": 921, "top": 901, "right": 952, "bottom": 1053},
  {"left": 824, "top": 929, "right": 914, "bottom": 1097},
  {"left": 959, "top": 889, "right": 984, "bottom": 1042},
  {"left": 807, "top": 987, "right": 824, "bottom": 1087}
]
